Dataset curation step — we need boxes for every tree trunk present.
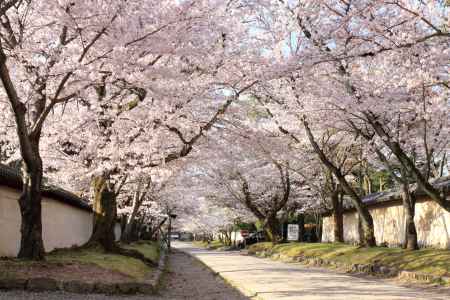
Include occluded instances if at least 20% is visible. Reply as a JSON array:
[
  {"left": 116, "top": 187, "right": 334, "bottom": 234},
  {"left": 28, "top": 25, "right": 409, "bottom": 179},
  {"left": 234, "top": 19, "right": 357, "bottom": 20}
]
[
  {"left": 303, "top": 119, "right": 376, "bottom": 247},
  {"left": 401, "top": 184, "right": 418, "bottom": 250},
  {"left": 87, "top": 176, "right": 117, "bottom": 251},
  {"left": 265, "top": 216, "right": 281, "bottom": 244},
  {"left": 131, "top": 217, "right": 142, "bottom": 242},
  {"left": 149, "top": 218, "right": 167, "bottom": 241},
  {"left": 298, "top": 214, "right": 305, "bottom": 242},
  {"left": 120, "top": 215, "right": 127, "bottom": 235},
  {"left": 17, "top": 161, "right": 45, "bottom": 260},
  {"left": 358, "top": 210, "right": 376, "bottom": 247},
  {"left": 331, "top": 190, "right": 344, "bottom": 243},
  {"left": 167, "top": 214, "right": 172, "bottom": 250},
  {"left": 225, "top": 230, "right": 232, "bottom": 246},
  {"left": 366, "top": 113, "right": 450, "bottom": 212},
  {"left": 121, "top": 218, "right": 135, "bottom": 244},
  {"left": 121, "top": 191, "right": 141, "bottom": 244}
]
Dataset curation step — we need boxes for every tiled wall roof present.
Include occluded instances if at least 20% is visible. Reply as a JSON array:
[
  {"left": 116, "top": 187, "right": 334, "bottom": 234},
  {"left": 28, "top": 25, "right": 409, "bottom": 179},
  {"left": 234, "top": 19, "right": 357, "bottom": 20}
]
[{"left": 0, "top": 164, "right": 91, "bottom": 212}]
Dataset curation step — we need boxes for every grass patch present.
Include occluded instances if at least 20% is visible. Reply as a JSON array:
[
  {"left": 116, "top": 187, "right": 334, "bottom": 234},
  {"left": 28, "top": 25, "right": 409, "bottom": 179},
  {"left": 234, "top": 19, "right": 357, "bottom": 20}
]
[
  {"left": 123, "top": 241, "right": 160, "bottom": 262},
  {"left": 49, "top": 241, "right": 160, "bottom": 280},
  {"left": 193, "top": 240, "right": 226, "bottom": 250},
  {"left": 248, "top": 242, "right": 450, "bottom": 278}
]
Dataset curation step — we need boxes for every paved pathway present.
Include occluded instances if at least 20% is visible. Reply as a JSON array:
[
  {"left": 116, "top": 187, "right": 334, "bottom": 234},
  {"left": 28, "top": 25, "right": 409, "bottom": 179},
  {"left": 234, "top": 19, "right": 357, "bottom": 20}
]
[
  {"left": 174, "top": 242, "right": 450, "bottom": 300},
  {"left": 0, "top": 249, "right": 248, "bottom": 300}
]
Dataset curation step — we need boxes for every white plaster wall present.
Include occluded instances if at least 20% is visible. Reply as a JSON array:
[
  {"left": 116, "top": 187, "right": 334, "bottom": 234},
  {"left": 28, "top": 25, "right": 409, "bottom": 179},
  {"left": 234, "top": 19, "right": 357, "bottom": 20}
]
[
  {"left": 0, "top": 187, "right": 21, "bottom": 256},
  {"left": 415, "top": 201, "right": 450, "bottom": 248},
  {"left": 371, "top": 205, "right": 405, "bottom": 247},
  {"left": 322, "top": 213, "right": 360, "bottom": 244},
  {"left": 321, "top": 199, "right": 450, "bottom": 249},
  {"left": 343, "top": 212, "right": 359, "bottom": 244},
  {"left": 215, "top": 231, "right": 244, "bottom": 242},
  {"left": 321, "top": 216, "right": 334, "bottom": 242},
  {"left": 0, "top": 186, "right": 122, "bottom": 257},
  {"left": 42, "top": 197, "right": 93, "bottom": 252}
]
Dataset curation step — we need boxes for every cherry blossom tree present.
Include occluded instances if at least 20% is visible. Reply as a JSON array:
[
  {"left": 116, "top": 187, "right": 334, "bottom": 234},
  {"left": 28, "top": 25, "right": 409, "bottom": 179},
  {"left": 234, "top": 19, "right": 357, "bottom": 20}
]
[
  {"left": 0, "top": 0, "right": 252, "bottom": 259},
  {"left": 191, "top": 119, "right": 312, "bottom": 243},
  {"left": 1, "top": 0, "right": 448, "bottom": 257},
  {"left": 232, "top": 0, "right": 449, "bottom": 247},
  {"left": 0, "top": 0, "right": 133, "bottom": 259},
  {"left": 291, "top": 0, "right": 449, "bottom": 249}
]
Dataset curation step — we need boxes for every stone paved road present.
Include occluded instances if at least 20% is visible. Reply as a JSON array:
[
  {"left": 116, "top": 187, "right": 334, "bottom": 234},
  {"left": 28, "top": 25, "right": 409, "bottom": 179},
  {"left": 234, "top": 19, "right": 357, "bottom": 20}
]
[
  {"left": 0, "top": 249, "right": 248, "bottom": 300},
  {"left": 174, "top": 242, "right": 450, "bottom": 300}
]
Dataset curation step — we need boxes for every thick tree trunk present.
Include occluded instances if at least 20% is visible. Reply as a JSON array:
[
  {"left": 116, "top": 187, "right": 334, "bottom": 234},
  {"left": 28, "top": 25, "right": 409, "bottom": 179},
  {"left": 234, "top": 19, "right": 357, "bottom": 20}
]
[
  {"left": 401, "top": 184, "right": 418, "bottom": 250},
  {"left": 121, "top": 192, "right": 141, "bottom": 244},
  {"left": 264, "top": 216, "right": 281, "bottom": 244},
  {"left": 87, "top": 176, "right": 117, "bottom": 251},
  {"left": 358, "top": 210, "right": 376, "bottom": 247},
  {"left": 121, "top": 220, "right": 133, "bottom": 244},
  {"left": 17, "top": 161, "right": 45, "bottom": 260},
  {"left": 225, "top": 230, "right": 232, "bottom": 246},
  {"left": 298, "top": 214, "right": 305, "bottom": 242},
  {"left": 0, "top": 43, "right": 46, "bottom": 259},
  {"left": 133, "top": 217, "right": 144, "bottom": 241},
  {"left": 331, "top": 190, "right": 344, "bottom": 243},
  {"left": 127, "top": 219, "right": 141, "bottom": 243}
]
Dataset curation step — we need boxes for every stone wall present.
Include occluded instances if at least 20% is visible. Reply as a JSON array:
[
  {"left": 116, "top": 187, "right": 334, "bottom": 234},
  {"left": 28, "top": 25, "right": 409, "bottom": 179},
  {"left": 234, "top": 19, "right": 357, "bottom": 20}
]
[
  {"left": 0, "top": 186, "right": 121, "bottom": 257},
  {"left": 322, "top": 199, "right": 450, "bottom": 248}
]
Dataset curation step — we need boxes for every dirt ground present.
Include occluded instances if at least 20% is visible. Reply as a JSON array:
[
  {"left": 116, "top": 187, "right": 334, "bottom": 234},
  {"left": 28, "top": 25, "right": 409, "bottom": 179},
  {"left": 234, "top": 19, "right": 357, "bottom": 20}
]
[
  {"left": 0, "top": 250, "right": 250, "bottom": 300},
  {"left": 0, "top": 260, "right": 133, "bottom": 283}
]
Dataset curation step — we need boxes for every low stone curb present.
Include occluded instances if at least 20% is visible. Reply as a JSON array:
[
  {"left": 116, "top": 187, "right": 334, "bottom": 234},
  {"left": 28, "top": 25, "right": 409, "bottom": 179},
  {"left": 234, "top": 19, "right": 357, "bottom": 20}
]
[
  {"left": 148, "top": 245, "right": 169, "bottom": 290},
  {"left": 0, "top": 276, "right": 155, "bottom": 295},
  {"left": 398, "top": 271, "right": 450, "bottom": 285},
  {"left": 252, "top": 250, "right": 450, "bottom": 285},
  {"left": 0, "top": 245, "right": 169, "bottom": 295},
  {"left": 182, "top": 249, "right": 257, "bottom": 299}
]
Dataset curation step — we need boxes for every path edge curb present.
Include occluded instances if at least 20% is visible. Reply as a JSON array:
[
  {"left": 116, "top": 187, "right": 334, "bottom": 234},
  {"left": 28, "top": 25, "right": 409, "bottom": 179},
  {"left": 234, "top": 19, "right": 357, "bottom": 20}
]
[
  {"left": 0, "top": 244, "right": 170, "bottom": 295},
  {"left": 250, "top": 250, "right": 450, "bottom": 286},
  {"left": 182, "top": 246, "right": 262, "bottom": 299}
]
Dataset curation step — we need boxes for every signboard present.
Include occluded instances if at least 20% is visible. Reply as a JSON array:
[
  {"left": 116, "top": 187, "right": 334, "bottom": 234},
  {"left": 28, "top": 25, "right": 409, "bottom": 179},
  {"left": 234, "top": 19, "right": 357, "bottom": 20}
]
[
  {"left": 287, "top": 224, "right": 299, "bottom": 241},
  {"left": 240, "top": 230, "right": 249, "bottom": 237}
]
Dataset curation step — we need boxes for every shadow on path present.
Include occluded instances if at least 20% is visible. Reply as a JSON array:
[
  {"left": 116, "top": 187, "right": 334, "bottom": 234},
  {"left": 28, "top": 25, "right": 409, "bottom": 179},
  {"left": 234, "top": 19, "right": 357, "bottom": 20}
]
[
  {"left": 175, "top": 242, "right": 450, "bottom": 300},
  {"left": 0, "top": 248, "right": 249, "bottom": 300}
]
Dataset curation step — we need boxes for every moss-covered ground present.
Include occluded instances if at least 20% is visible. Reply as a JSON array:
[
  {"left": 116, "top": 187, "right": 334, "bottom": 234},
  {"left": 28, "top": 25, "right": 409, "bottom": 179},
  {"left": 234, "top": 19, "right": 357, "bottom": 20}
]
[
  {"left": 248, "top": 242, "right": 450, "bottom": 278},
  {"left": 1, "top": 241, "right": 160, "bottom": 281}
]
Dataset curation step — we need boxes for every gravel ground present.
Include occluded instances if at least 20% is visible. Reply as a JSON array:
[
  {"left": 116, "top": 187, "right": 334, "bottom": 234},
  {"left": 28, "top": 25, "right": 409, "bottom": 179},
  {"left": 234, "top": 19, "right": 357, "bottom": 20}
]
[{"left": 0, "top": 250, "right": 249, "bottom": 300}]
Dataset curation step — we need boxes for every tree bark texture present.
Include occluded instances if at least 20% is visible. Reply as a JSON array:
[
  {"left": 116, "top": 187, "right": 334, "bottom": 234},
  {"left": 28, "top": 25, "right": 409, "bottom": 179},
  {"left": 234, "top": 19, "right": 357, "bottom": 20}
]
[
  {"left": 121, "top": 193, "right": 141, "bottom": 244},
  {"left": 331, "top": 190, "right": 344, "bottom": 243},
  {"left": 401, "top": 184, "right": 418, "bottom": 250},
  {"left": 264, "top": 215, "right": 282, "bottom": 244},
  {"left": 303, "top": 119, "right": 376, "bottom": 247},
  {"left": 298, "top": 214, "right": 305, "bottom": 242},
  {"left": 17, "top": 160, "right": 45, "bottom": 260},
  {"left": 87, "top": 176, "right": 117, "bottom": 251}
]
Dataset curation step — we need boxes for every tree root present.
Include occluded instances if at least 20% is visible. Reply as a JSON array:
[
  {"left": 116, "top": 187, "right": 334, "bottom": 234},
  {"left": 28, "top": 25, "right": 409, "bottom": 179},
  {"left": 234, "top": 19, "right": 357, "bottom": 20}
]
[
  {"left": 114, "top": 247, "right": 159, "bottom": 268},
  {"left": 81, "top": 241, "right": 159, "bottom": 268}
]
